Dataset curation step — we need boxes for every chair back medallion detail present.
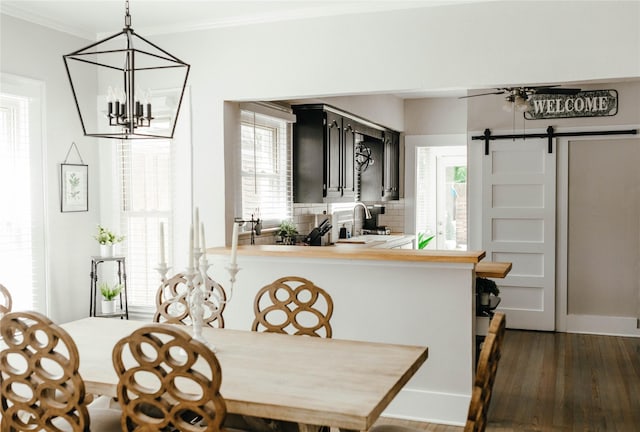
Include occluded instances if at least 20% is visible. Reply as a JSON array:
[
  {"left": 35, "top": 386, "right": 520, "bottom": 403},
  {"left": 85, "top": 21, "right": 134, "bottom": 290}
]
[
  {"left": 112, "top": 323, "right": 227, "bottom": 431},
  {"left": 0, "top": 284, "right": 12, "bottom": 318},
  {"left": 252, "top": 276, "right": 333, "bottom": 338},
  {"left": 154, "top": 273, "right": 226, "bottom": 328}
]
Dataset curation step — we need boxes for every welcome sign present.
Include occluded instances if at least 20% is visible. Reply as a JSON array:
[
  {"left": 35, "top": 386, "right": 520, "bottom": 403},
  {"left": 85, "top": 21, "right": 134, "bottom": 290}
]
[{"left": 524, "top": 89, "right": 618, "bottom": 120}]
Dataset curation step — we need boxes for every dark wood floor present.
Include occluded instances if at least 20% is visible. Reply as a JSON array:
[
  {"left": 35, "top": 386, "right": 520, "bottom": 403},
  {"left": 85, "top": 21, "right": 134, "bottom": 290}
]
[{"left": 372, "top": 329, "right": 640, "bottom": 431}]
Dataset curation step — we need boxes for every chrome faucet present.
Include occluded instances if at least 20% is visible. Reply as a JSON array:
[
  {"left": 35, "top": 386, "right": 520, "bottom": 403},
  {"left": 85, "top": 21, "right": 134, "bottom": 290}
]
[{"left": 353, "top": 202, "right": 372, "bottom": 236}]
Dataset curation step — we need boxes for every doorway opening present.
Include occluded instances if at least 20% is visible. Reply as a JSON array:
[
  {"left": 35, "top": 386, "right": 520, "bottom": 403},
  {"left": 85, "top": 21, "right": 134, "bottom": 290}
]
[{"left": 415, "top": 146, "right": 467, "bottom": 250}]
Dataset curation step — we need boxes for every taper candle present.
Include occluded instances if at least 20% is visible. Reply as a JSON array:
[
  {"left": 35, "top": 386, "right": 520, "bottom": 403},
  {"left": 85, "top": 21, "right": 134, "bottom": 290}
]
[
  {"left": 194, "top": 207, "right": 200, "bottom": 249},
  {"left": 200, "top": 222, "right": 206, "bottom": 255},
  {"left": 188, "top": 224, "right": 194, "bottom": 269},
  {"left": 231, "top": 221, "right": 239, "bottom": 265},
  {"left": 159, "top": 222, "right": 165, "bottom": 264}
]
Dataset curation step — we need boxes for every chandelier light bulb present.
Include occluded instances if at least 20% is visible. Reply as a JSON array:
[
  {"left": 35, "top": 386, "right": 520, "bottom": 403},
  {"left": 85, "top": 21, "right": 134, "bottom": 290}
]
[{"left": 116, "top": 88, "right": 126, "bottom": 103}]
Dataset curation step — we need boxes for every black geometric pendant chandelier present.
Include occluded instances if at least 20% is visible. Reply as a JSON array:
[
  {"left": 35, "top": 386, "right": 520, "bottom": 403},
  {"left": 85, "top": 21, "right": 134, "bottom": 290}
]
[{"left": 63, "top": 0, "right": 190, "bottom": 140}]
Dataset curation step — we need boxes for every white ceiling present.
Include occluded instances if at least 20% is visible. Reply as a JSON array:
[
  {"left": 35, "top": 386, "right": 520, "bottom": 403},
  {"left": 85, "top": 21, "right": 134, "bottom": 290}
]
[{"left": 0, "top": 0, "right": 484, "bottom": 40}]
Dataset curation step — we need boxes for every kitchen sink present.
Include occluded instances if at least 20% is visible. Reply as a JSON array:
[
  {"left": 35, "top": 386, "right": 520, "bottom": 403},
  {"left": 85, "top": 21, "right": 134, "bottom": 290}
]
[{"left": 336, "top": 235, "right": 405, "bottom": 244}]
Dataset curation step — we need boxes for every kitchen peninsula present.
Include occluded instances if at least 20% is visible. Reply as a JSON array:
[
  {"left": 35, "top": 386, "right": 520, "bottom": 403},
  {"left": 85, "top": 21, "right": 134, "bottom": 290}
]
[{"left": 206, "top": 245, "right": 499, "bottom": 426}]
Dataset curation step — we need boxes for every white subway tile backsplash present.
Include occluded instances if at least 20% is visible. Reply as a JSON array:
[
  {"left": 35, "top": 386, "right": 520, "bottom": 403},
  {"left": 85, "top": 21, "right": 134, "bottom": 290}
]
[{"left": 290, "top": 200, "right": 407, "bottom": 241}]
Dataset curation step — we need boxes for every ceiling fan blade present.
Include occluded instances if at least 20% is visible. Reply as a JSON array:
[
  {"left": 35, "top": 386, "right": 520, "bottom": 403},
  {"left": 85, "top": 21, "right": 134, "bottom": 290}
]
[
  {"left": 526, "top": 85, "right": 560, "bottom": 89},
  {"left": 533, "top": 87, "right": 582, "bottom": 95},
  {"left": 458, "top": 90, "right": 505, "bottom": 99}
]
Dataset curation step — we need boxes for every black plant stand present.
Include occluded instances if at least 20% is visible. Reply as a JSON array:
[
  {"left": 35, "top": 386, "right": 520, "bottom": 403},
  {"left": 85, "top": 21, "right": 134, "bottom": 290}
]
[{"left": 89, "top": 256, "right": 129, "bottom": 319}]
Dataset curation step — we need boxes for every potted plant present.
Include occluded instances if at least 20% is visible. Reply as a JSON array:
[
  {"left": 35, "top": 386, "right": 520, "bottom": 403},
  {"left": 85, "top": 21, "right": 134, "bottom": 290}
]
[
  {"left": 275, "top": 220, "right": 298, "bottom": 245},
  {"left": 476, "top": 277, "right": 500, "bottom": 307},
  {"left": 99, "top": 282, "right": 122, "bottom": 314},
  {"left": 94, "top": 225, "right": 124, "bottom": 257}
]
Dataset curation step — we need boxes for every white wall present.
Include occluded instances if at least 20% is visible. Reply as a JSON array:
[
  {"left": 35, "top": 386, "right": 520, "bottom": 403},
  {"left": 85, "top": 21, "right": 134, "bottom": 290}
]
[
  {"left": 0, "top": 14, "right": 99, "bottom": 322},
  {"left": 143, "top": 0, "right": 639, "bottom": 250},
  {"left": 405, "top": 98, "right": 468, "bottom": 135},
  {"left": 467, "top": 81, "right": 640, "bottom": 132}
]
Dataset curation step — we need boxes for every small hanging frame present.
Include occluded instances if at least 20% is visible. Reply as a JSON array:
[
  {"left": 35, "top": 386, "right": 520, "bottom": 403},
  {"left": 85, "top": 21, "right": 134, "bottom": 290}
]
[
  {"left": 60, "top": 142, "right": 88, "bottom": 212},
  {"left": 63, "top": 141, "right": 85, "bottom": 165}
]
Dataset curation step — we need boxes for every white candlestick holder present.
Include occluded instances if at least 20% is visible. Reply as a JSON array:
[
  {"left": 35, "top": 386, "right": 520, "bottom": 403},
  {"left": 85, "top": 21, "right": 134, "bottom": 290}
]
[
  {"left": 184, "top": 266, "right": 215, "bottom": 351},
  {"left": 225, "top": 263, "right": 240, "bottom": 303},
  {"left": 157, "top": 220, "right": 242, "bottom": 353},
  {"left": 155, "top": 262, "right": 171, "bottom": 283},
  {"left": 192, "top": 249, "right": 203, "bottom": 283}
]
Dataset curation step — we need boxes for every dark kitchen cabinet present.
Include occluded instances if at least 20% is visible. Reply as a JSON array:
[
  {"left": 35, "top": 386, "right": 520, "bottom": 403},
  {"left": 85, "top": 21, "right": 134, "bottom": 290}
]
[
  {"left": 292, "top": 104, "right": 399, "bottom": 203},
  {"left": 341, "top": 117, "right": 357, "bottom": 197},
  {"left": 325, "top": 111, "right": 356, "bottom": 200},
  {"left": 358, "top": 138, "right": 384, "bottom": 202},
  {"left": 359, "top": 129, "right": 400, "bottom": 201},
  {"left": 292, "top": 105, "right": 355, "bottom": 203},
  {"left": 383, "top": 130, "right": 400, "bottom": 201}
]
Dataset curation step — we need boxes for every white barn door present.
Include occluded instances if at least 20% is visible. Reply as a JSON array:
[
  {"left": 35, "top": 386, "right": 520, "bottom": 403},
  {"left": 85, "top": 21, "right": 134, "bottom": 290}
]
[{"left": 482, "top": 138, "right": 556, "bottom": 330}]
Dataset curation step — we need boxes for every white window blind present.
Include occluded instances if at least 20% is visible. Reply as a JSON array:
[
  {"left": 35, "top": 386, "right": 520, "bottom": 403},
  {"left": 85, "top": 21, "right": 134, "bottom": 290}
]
[
  {"left": 118, "top": 140, "right": 172, "bottom": 309},
  {"left": 240, "top": 109, "right": 292, "bottom": 225},
  {"left": 112, "top": 90, "right": 191, "bottom": 315},
  {"left": 415, "top": 146, "right": 436, "bottom": 237},
  {"left": 0, "top": 74, "right": 46, "bottom": 312}
]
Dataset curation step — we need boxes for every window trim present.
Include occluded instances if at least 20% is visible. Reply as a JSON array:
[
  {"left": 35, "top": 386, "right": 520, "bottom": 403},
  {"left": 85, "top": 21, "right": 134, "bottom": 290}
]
[
  {"left": 0, "top": 73, "right": 48, "bottom": 314},
  {"left": 238, "top": 103, "right": 295, "bottom": 229}
]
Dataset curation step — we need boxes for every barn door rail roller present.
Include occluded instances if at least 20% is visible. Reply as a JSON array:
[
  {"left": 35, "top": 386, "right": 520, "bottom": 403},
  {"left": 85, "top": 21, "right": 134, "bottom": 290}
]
[{"left": 473, "top": 126, "right": 638, "bottom": 155}]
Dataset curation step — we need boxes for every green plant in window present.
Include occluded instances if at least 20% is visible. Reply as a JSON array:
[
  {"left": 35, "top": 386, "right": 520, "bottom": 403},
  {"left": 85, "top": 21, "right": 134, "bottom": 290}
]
[
  {"left": 275, "top": 220, "right": 298, "bottom": 244},
  {"left": 417, "top": 232, "right": 435, "bottom": 250},
  {"left": 453, "top": 166, "right": 467, "bottom": 183}
]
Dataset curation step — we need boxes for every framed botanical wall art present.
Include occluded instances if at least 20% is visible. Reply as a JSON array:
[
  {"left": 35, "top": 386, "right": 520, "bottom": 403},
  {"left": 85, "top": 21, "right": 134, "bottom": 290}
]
[{"left": 60, "top": 163, "right": 88, "bottom": 212}]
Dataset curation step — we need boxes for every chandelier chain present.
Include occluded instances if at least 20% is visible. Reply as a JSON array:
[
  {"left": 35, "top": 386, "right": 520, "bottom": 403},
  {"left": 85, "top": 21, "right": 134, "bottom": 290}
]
[{"left": 124, "top": 0, "right": 131, "bottom": 28}]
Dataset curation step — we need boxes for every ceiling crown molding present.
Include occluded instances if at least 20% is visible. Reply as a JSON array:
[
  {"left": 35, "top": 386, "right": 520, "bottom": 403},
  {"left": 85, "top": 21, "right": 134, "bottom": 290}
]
[
  {"left": 2, "top": 1, "right": 473, "bottom": 40},
  {"left": 1, "top": 3, "right": 96, "bottom": 40}
]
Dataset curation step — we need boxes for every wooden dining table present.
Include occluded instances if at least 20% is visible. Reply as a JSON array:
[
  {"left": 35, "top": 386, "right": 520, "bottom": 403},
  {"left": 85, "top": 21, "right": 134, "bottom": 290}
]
[{"left": 61, "top": 318, "right": 428, "bottom": 431}]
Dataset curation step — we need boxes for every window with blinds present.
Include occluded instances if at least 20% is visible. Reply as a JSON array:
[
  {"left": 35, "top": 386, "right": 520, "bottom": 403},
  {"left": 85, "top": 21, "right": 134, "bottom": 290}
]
[
  {"left": 113, "top": 90, "right": 191, "bottom": 315},
  {"left": 118, "top": 140, "right": 172, "bottom": 309},
  {"left": 240, "top": 109, "right": 292, "bottom": 225},
  {"left": 0, "top": 74, "right": 46, "bottom": 312}
]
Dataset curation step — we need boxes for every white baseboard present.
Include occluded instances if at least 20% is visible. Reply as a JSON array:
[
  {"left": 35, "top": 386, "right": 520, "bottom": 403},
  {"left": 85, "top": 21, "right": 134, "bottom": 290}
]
[
  {"left": 382, "top": 388, "right": 469, "bottom": 426},
  {"left": 566, "top": 314, "right": 640, "bottom": 337}
]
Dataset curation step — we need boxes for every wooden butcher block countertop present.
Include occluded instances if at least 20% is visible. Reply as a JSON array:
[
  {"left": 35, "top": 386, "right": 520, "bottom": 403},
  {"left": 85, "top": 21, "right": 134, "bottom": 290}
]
[
  {"left": 207, "top": 245, "right": 486, "bottom": 264},
  {"left": 475, "top": 261, "right": 512, "bottom": 278}
]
